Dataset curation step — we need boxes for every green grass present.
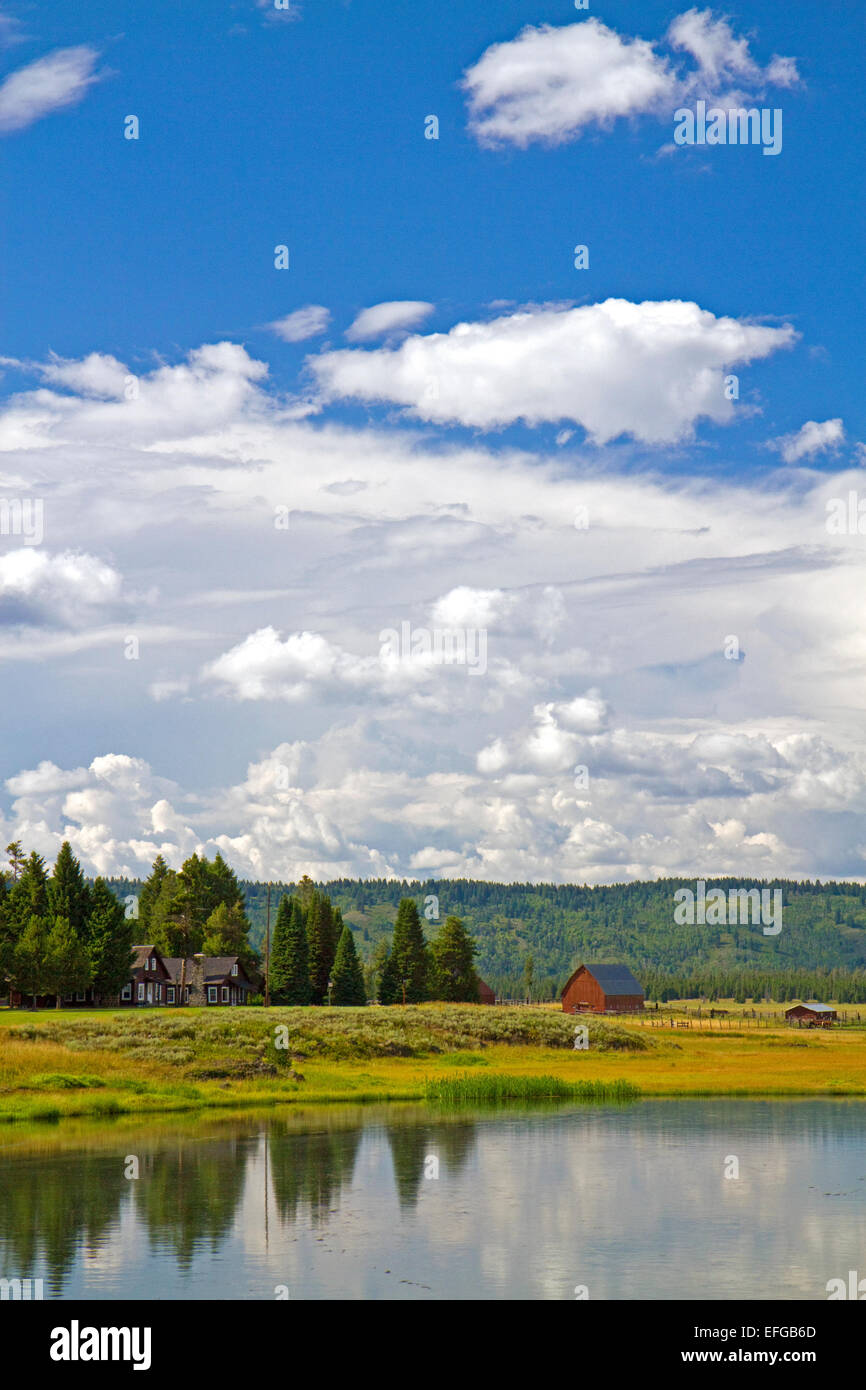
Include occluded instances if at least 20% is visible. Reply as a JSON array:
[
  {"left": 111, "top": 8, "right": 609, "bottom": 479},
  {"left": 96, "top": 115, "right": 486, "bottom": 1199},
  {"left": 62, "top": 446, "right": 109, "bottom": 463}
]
[{"left": 424, "top": 1073, "right": 640, "bottom": 1104}]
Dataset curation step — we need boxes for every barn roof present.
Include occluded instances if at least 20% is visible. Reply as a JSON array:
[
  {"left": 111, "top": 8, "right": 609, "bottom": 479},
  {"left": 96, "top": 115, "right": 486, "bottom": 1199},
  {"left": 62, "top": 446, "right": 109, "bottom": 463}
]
[
  {"left": 562, "top": 962, "right": 644, "bottom": 998},
  {"left": 789, "top": 1001, "right": 835, "bottom": 1014}
]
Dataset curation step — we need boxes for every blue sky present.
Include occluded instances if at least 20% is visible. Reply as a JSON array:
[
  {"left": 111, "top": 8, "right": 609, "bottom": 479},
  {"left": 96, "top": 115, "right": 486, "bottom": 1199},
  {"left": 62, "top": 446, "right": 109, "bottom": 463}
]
[{"left": 1, "top": 1, "right": 864, "bottom": 884}]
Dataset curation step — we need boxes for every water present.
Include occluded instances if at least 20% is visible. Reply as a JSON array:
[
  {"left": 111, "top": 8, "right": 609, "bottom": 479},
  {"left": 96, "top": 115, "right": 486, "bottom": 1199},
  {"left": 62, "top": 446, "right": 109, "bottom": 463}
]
[{"left": 2, "top": 1100, "right": 865, "bottom": 1300}]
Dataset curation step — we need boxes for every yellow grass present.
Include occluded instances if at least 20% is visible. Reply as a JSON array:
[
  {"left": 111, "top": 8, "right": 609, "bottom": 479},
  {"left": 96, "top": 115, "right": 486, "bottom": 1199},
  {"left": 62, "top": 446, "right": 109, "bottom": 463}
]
[{"left": 1, "top": 1004, "right": 865, "bottom": 1123}]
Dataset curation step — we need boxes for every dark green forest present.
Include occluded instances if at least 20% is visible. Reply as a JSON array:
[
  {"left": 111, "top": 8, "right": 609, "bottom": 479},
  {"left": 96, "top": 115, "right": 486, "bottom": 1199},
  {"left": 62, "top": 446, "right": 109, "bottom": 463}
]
[{"left": 105, "top": 874, "right": 866, "bottom": 1003}]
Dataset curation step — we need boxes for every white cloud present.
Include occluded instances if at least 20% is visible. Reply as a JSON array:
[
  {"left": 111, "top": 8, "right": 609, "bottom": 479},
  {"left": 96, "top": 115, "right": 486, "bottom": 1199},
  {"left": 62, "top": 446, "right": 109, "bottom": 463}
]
[
  {"left": 267, "top": 305, "right": 330, "bottom": 342},
  {"left": 345, "top": 301, "right": 435, "bottom": 342},
  {"left": 0, "top": 45, "right": 102, "bottom": 134},
  {"left": 0, "top": 549, "right": 124, "bottom": 627},
  {"left": 312, "top": 299, "right": 796, "bottom": 443},
  {"left": 462, "top": 9, "right": 798, "bottom": 148},
  {"left": 774, "top": 418, "right": 845, "bottom": 464}
]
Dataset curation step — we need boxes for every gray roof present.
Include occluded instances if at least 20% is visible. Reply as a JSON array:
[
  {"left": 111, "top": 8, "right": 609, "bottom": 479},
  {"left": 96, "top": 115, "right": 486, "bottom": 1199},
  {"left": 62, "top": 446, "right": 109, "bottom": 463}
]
[
  {"left": 583, "top": 963, "right": 644, "bottom": 997},
  {"left": 790, "top": 1001, "right": 835, "bottom": 1014},
  {"left": 163, "top": 956, "right": 251, "bottom": 986}
]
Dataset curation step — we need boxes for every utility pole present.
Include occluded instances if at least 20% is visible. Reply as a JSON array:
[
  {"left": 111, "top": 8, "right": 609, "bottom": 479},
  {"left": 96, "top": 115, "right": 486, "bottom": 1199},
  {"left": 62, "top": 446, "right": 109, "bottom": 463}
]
[{"left": 265, "top": 881, "right": 271, "bottom": 1007}]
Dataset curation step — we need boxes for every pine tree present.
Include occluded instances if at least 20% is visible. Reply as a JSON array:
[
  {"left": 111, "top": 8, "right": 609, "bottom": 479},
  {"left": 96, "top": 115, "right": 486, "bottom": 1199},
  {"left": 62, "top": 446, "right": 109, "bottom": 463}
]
[
  {"left": 391, "top": 897, "right": 429, "bottom": 1003},
  {"left": 307, "top": 891, "right": 338, "bottom": 1004},
  {"left": 270, "top": 897, "right": 311, "bottom": 1005},
  {"left": 43, "top": 916, "right": 92, "bottom": 1008},
  {"left": 138, "top": 855, "right": 172, "bottom": 934},
  {"left": 429, "top": 915, "right": 480, "bottom": 1002},
  {"left": 9, "top": 852, "right": 49, "bottom": 928},
  {"left": 87, "top": 878, "right": 135, "bottom": 1000},
  {"left": 377, "top": 948, "right": 400, "bottom": 1005},
  {"left": 331, "top": 924, "right": 366, "bottom": 1005},
  {"left": 48, "top": 842, "right": 92, "bottom": 937},
  {"left": 201, "top": 901, "right": 256, "bottom": 967},
  {"left": 14, "top": 915, "right": 49, "bottom": 1007}
]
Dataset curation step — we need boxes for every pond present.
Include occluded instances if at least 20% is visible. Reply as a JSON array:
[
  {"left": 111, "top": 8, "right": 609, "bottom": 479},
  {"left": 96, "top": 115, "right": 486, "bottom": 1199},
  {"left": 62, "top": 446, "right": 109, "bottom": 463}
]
[{"left": 1, "top": 1100, "right": 864, "bottom": 1300}]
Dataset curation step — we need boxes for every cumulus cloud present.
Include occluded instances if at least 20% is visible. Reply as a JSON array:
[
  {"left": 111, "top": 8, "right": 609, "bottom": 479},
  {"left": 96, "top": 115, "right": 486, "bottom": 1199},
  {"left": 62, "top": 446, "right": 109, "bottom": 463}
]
[
  {"left": 0, "top": 45, "right": 102, "bottom": 134},
  {"left": 312, "top": 299, "right": 796, "bottom": 443},
  {"left": 462, "top": 9, "right": 798, "bottom": 148},
  {"left": 267, "top": 305, "right": 331, "bottom": 342},
  {"left": 344, "top": 301, "right": 435, "bottom": 342},
  {"left": 774, "top": 418, "right": 845, "bottom": 464},
  {"left": 0, "top": 550, "right": 125, "bottom": 627}
]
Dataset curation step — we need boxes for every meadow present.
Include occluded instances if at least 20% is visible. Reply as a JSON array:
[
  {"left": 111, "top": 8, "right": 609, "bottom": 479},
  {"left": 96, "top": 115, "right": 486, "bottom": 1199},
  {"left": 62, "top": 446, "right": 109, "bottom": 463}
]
[{"left": 0, "top": 1002, "right": 865, "bottom": 1123}]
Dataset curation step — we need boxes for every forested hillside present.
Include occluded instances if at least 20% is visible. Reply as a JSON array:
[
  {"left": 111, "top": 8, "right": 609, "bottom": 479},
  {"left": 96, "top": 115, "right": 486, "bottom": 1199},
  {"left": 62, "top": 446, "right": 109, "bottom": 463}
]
[{"left": 106, "top": 875, "right": 866, "bottom": 1003}]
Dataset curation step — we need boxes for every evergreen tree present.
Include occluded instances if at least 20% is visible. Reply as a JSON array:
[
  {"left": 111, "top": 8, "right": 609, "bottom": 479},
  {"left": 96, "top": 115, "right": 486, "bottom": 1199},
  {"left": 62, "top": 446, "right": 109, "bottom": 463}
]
[
  {"left": 43, "top": 916, "right": 92, "bottom": 1008},
  {"left": 5, "top": 841, "right": 25, "bottom": 880},
  {"left": 14, "top": 915, "right": 49, "bottom": 1007},
  {"left": 306, "top": 891, "right": 338, "bottom": 1004},
  {"left": 48, "top": 842, "right": 92, "bottom": 938},
  {"left": 377, "top": 945, "right": 400, "bottom": 1005},
  {"left": 201, "top": 901, "right": 256, "bottom": 968},
  {"left": 270, "top": 897, "right": 311, "bottom": 1005},
  {"left": 391, "top": 897, "right": 429, "bottom": 1003},
  {"left": 8, "top": 851, "right": 49, "bottom": 928},
  {"left": 331, "top": 924, "right": 366, "bottom": 1005},
  {"left": 87, "top": 878, "right": 135, "bottom": 1000},
  {"left": 138, "top": 855, "right": 172, "bottom": 934},
  {"left": 429, "top": 915, "right": 480, "bottom": 1002}
]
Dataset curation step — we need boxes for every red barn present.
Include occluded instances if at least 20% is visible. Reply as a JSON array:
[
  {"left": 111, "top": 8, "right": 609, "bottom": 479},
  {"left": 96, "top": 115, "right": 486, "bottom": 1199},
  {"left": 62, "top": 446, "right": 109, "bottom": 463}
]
[
  {"left": 785, "top": 1002, "right": 837, "bottom": 1028},
  {"left": 477, "top": 979, "right": 496, "bottom": 1005},
  {"left": 561, "top": 963, "right": 644, "bottom": 1015}
]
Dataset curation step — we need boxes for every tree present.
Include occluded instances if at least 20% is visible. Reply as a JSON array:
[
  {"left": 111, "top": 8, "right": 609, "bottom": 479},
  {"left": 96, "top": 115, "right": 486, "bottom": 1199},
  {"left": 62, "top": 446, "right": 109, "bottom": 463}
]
[
  {"left": 8, "top": 851, "right": 49, "bottom": 928},
  {"left": 49, "top": 842, "right": 92, "bottom": 937},
  {"left": 391, "top": 898, "right": 429, "bottom": 1003},
  {"left": 202, "top": 899, "right": 257, "bottom": 970},
  {"left": 14, "top": 915, "right": 49, "bottom": 1008},
  {"left": 6, "top": 841, "right": 25, "bottom": 881},
  {"left": 43, "top": 916, "right": 92, "bottom": 1008},
  {"left": 429, "top": 915, "right": 480, "bottom": 1002},
  {"left": 306, "top": 891, "right": 338, "bottom": 1004},
  {"left": 87, "top": 878, "right": 135, "bottom": 1000},
  {"left": 138, "top": 855, "right": 172, "bottom": 934},
  {"left": 523, "top": 953, "right": 535, "bottom": 1003},
  {"left": 331, "top": 925, "right": 366, "bottom": 1005},
  {"left": 376, "top": 946, "right": 400, "bottom": 1005},
  {"left": 270, "top": 897, "right": 310, "bottom": 1005}
]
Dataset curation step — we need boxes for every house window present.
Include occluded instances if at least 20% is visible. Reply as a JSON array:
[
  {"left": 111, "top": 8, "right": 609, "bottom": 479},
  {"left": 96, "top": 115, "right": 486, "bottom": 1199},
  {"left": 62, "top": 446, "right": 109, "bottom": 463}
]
[
  {"left": 184, "top": 987, "right": 190, "bottom": 1002},
  {"left": 137, "top": 983, "right": 145, "bottom": 1002},
  {"left": 231, "top": 964, "right": 238, "bottom": 977},
  {"left": 121, "top": 983, "right": 132, "bottom": 1000},
  {"left": 150, "top": 958, "right": 156, "bottom": 971},
  {"left": 75, "top": 992, "right": 85, "bottom": 1002},
  {"left": 221, "top": 986, "right": 229, "bottom": 1002},
  {"left": 167, "top": 986, "right": 175, "bottom": 1004},
  {"left": 207, "top": 987, "right": 218, "bottom": 1004}
]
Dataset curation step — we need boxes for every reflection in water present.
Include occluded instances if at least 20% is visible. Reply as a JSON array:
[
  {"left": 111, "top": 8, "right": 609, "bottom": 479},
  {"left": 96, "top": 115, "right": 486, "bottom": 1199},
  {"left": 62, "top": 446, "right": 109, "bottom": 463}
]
[
  {"left": 133, "top": 1135, "right": 256, "bottom": 1268},
  {"left": 268, "top": 1121, "right": 364, "bottom": 1225},
  {"left": 1, "top": 1101, "right": 865, "bottom": 1300}
]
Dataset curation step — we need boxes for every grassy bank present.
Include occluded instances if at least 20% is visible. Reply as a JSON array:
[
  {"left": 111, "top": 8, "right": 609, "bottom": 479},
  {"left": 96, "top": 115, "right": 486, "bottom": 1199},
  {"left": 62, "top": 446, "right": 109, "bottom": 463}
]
[{"left": 0, "top": 1003, "right": 864, "bottom": 1123}]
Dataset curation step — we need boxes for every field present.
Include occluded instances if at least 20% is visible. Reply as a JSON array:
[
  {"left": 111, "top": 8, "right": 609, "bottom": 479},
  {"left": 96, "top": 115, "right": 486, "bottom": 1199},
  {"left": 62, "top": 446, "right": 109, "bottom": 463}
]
[{"left": 1, "top": 1002, "right": 865, "bottom": 1123}]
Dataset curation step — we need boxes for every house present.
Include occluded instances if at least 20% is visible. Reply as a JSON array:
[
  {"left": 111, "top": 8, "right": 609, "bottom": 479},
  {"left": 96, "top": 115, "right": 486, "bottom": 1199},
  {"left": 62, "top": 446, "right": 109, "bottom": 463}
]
[
  {"left": 117, "top": 945, "right": 172, "bottom": 1007},
  {"left": 477, "top": 979, "right": 496, "bottom": 1005},
  {"left": 561, "top": 962, "right": 644, "bottom": 1014},
  {"left": 164, "top": 954, "right": 254, "bottom": 1006},
  {"left": 785, "top": 1002, "right": 837, "bottom": 1028}
]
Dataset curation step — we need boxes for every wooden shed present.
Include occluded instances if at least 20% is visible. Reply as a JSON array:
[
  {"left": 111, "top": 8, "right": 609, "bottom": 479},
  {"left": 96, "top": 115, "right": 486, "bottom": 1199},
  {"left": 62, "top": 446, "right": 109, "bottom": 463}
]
[
  {"left": 785, "top": 1002, "right": 837, "bottom": 1028},
  {"left": 561, "top": 963, "right": 644, "bottom": 1015},
  {"left": 477, "top": 979, "right": 496, "bottom": 1005}
]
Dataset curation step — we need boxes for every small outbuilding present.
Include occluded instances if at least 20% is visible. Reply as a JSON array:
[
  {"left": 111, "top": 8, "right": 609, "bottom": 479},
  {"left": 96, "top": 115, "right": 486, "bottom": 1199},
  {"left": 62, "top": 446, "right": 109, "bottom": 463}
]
[
  {"left": 561, "top": 963, "right": 644, "bottom": 1015},
  {"left": 785, "top": 1002, "right": 837, "bottom": 1028},
  {"left": 477, "top": 979, "right": 496, "bottom": 1005}
]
